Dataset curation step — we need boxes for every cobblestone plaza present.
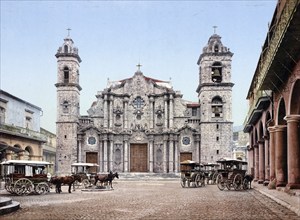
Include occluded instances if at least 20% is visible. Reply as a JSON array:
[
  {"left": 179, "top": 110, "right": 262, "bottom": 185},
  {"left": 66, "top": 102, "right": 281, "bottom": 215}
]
[{"left": 1, "top": 180, "right": 299, "bottom": 220}]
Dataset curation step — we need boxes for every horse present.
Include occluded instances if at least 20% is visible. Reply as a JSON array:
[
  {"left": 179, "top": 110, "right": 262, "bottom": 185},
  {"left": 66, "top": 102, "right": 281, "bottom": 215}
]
[
  {"left": 94, "top": 171, "right": 119, "bottom": 189},
  {"left": 243, "top": 174, "right": 254, "bottom": 189},
  {"left": 50, "top": 174, "right": 82, "bottom": 193}
]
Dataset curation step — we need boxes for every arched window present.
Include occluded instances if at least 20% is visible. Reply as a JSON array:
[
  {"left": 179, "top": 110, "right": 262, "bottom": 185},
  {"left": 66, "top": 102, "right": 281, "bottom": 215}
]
[
  {"left": 64, "top": 45, "right": 68, "bottom": 53},
  {"left": 24, "top": 146, "right": 32, "bottom": 160},
  {"left": 62, "top": 101, "right": 69, "bottom": 113},
  {"left": 214, "top": 44, "right": 219, "bottom": 52},
  {"left": 211, "top": 62, "right": 222, "bottom": 83},
  {"left": 64, "top": 67, "right": 69, "bottom": 83},
  {"left": 211, "top": 97, "right": 223, "bottom": 118}
]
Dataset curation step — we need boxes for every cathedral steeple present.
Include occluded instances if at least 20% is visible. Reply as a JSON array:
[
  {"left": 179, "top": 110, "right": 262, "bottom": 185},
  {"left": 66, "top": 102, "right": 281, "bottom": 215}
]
[
  {"left": 55, "top": 32, "right": 81, "bottom": 175},
  {"left": 197, "top": 31, "right": 234, "bottom": 164}
]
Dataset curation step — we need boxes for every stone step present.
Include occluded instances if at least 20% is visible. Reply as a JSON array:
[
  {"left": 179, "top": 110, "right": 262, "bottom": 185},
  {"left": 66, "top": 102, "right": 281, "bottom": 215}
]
[
  {"left": 0, "top": 197, "right": 20, "bottom": 216},
  {"left": 118, "top": 172, "right": 180, "bottom": 180}
]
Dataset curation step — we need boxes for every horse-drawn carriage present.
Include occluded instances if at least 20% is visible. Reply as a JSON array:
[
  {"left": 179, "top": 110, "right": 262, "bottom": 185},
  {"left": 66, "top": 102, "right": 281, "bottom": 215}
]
[
  {"left": 180, "top": 160, "right": 205, "bottom": 188},
  {"left": 215, "top": 158, "right": 252, "bottom": 191},
  {"left": 1, "top": 160, "right": 52, "bottom": 195},
  {"left": 71, "top": 162, "right": 99, "bottom": 189},
  {"left": 203, "top": 163, "right": 219, "bottom": 185}
]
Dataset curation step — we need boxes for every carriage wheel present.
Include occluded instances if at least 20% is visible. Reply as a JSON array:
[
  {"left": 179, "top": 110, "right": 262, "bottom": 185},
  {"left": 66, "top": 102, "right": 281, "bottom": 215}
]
[
  {"left": 35, "top": 182, "right": 50, "bottom": 195},
  {"left": 216, "top": 174, "right": 225, "bottom": 191},
  {"left": 212, "top": 172, "right": 218, "bottom": 184},
  {"left": 194, "top": 174, "right": 201, "bottom": 187},
  {"left": 243, "top": 178, "right": 250, "bottom": 190},
  {"left": 187, "top": 179, "right": 191, "bottom": 188},
  {"left": 180, "top": 178, "right": 187, "bottom": 188},
  {"left": 5, "top": 179, "right": 14, "bottom": 194},
  {"left": 200, "top": 175, "right": 206, "bottom": 187},
  {"left": 233, "top": 174, "right": 243, "bottom": 190},
  {"left": 73, "top": 180, "right": 82, "bottom": 189},
  {"left": 82, "top": 179, "right": 90, "bottom": 188},
  {"left": 14, "top": 178, "right": 34, "bottom": 196}
]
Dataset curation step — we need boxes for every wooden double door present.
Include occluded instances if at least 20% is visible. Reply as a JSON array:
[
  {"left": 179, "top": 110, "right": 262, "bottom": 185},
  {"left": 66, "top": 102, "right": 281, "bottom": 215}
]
[
  {"left": 86, "top": 152, "right": 98, "bottom": 173},
  {"left": 130, "top": 144, "right": 148, "bottom": 172}
]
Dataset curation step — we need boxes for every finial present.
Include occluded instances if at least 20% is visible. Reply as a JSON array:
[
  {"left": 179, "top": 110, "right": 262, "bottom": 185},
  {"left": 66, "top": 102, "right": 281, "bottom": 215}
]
[
  {"left": 213, "top": 26, "right": 217, "bottom": 34},
  {"left": 136, "top": 63, "right": 142, "bottom": 71},
  {"left": 67, "top": 28, "right": 72, "bottom": 37}
]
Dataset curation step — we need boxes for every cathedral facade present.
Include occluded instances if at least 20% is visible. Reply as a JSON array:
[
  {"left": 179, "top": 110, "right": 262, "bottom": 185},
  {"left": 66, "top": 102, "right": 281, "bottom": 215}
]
[{"left": 55, "top": 33, "right": 233, "bottom": 175}]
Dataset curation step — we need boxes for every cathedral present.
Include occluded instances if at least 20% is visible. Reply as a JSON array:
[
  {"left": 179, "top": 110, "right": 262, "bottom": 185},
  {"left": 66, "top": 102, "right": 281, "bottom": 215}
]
[{"left": 55, "top": 33, "right": 234, "bottom": 175}]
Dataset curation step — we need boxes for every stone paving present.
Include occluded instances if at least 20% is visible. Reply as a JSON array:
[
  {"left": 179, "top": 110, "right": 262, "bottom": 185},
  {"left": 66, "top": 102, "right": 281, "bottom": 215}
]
[{"left": 0, "top": 180, "right": 299, "bottom": 220}]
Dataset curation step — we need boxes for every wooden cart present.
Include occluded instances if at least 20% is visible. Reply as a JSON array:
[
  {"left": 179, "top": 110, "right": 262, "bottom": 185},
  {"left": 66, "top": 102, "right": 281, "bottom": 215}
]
[{"left": 1, "top": 160, "right": 52, "bottom": 195}]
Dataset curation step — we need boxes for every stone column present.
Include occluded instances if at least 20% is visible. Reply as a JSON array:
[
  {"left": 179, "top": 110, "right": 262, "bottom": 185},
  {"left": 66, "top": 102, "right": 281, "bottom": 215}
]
[
  {"left": 163, "top": 135, "right": 168, "bottom": 173},
  {"left": 123, "top": 135, "right": 129, "bottom": 172},
  {"left": 195, "top": 134, "right": 201, "bottom": 163},
  {"left": 258, "top": 139, "right": 265, "bottom": 184},
  {"left": 168, "top": 135, "right": 174, "bottom": 173},
  {"left": 149, "top": 135, "right": 154, "bottom": 172},
  {"left": 103, "top": 135, "right": 108, "bottom": 172},
  {"left": 99, "top": 139, "right": 103, "bottom": 172},
  {"left": 264, "top": 135, "right": 270, "bottom": 185},
  {"left": 274, "top": 125, "right": 287, "bottom": 187},
  {"left": 174, "top": 137, "right": 178, "bottom": 172},
  {"left": 284, "top": 115, "right": 300, "bottom": 189},
  {"left": 18, "top": 152, "right": 24, "bottom": 160},
  {"left": 268, "top": 126, "right": 276, "bottom": 183},
  {"left": 164, "top": 95, "right": 168, "bottom": 128},
  {"left": 124, "top": 98, "right": 129, "bottom": 129},
  {"left": 149, "top": 97, "right": 154, "bottom": 129},
  {"left": 109, "top": 96, "right": 114, "bottom": 128},
  {"left": 109, "top": 134, "right": 114, "bottom": 171},
  {"left": 103, "top": 95, "right": 108, "bottom": 128},
  {"left": 77, "top": 135, "right": 82, "bottom": 162},
  {"left": 247, "top": 147, "right": 254, "bottom": 176},
  {"left": 254, "top": 144, "right": 259, "bottom": 181},
  {"left": 169, "top": 94, "right": 174, "bottom": 129}
]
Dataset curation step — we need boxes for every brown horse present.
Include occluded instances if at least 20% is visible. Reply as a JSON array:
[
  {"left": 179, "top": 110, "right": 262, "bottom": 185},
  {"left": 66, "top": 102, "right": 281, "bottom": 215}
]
[
  {"left": 50, "top": 174, "right": 82, "bottom": 193},
  {"left": 94, "top": 171, "right": 119, "bottom": 188}
]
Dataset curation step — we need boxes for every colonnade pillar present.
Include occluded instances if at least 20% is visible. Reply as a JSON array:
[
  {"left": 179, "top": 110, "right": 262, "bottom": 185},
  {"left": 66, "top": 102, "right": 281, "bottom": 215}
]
[
  {"left": 264, "top": 136, "right": 270, "bottom": 185},
  {"left": 274, "top": 125, "right": 287, "bottom": 187},
  {"left": 268, "top": 126, "right": 276, "bottom": 184},
  {"left": 258, "top": 139, "right": 265, "bottom": 184},
  {"left": 254, "top": 144, "right": 259, "bottom": 181},
  {"left": 284, "top": 115, "right": 300, "bottom": 189}
]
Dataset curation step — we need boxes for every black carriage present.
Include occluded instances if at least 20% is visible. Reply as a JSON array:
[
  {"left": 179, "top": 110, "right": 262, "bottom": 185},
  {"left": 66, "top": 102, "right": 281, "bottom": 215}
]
[
  {"left": 71, "top": 162, "right": 99, "bottom": 189},
  {"left": 203, "top": 163, "right": 219, "bottom": 185},
  {"left": 1, "top": 160, "right": 52, "bottom": 195},
  {"left": 215, "top": 158, "right": 251, "bottom": 191},
  {"left": 180, "top": 160, "right": 205, "bottom": 188}
]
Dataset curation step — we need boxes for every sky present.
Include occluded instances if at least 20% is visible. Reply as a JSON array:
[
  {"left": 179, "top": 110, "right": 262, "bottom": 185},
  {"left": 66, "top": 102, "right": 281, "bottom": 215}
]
[{"left": 0, "top": 0, "right": 277, "bottom": 133}]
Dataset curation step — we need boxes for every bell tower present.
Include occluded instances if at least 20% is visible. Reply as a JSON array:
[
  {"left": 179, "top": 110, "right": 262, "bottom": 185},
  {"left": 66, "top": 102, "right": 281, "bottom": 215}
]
[
  {"left": 55, "top": 31, "right": 81, "bottom": 175},
  {"left": 196, "top": 31, "right": 234, "bottom": 163}
]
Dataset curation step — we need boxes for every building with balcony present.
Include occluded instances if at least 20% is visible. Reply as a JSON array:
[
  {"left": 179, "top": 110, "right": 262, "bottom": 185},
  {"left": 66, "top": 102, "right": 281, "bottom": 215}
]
[{"left": 244, "top": 1, "right": 300, "bottom": 189}]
